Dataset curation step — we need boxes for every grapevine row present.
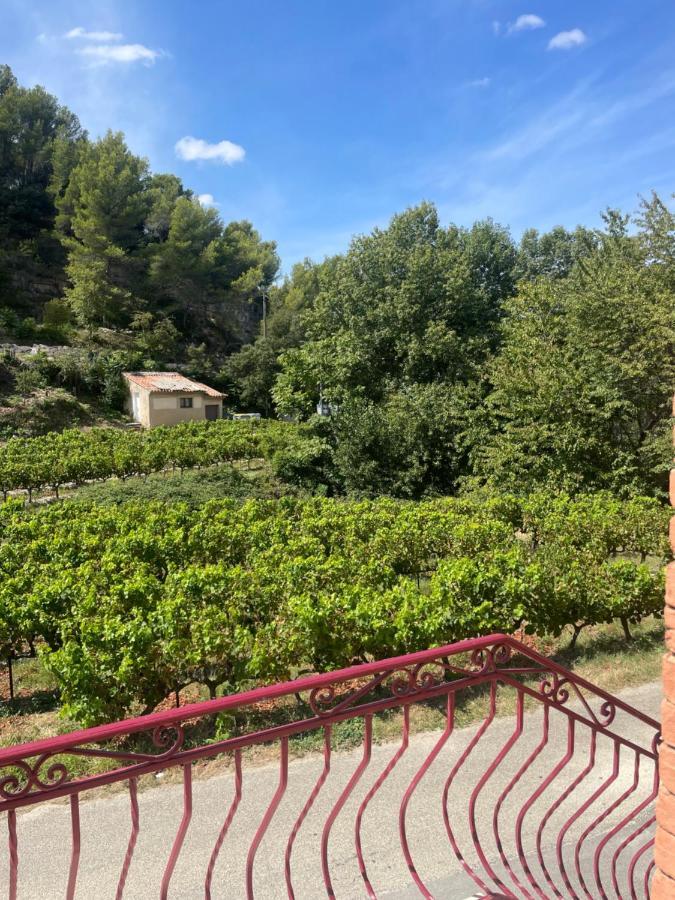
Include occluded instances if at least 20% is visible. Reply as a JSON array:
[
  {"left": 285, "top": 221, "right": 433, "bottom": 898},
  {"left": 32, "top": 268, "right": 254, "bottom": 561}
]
[
  {"left": 0, "top": 491, "right": 668, "bottom": 725},
  {"left": 0, "top": 419, "right": 302, "bottom": 500}
]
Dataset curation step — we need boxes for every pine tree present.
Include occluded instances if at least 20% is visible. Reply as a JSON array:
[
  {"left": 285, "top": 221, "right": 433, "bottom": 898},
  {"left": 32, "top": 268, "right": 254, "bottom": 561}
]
[{"left": 58, "top": 131, "right": 149, "bottom": 328}]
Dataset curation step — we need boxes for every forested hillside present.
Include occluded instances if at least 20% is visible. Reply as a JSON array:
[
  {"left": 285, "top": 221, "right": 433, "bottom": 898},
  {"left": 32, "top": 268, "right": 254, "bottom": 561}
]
[
  {"left": 0, "top": 64, "right": 277, "bottom": 432},
  {"left": 1, "top": 63, "right": 673, "bottom": 499},
  {"left": 231, "top": 200, "right": 675, "bottom": 500}
]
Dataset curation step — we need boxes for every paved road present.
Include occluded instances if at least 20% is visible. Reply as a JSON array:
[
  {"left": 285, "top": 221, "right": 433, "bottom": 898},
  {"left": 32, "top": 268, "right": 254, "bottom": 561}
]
[{"left": 0, "top": 681, "right": 661, "bottom": 900}]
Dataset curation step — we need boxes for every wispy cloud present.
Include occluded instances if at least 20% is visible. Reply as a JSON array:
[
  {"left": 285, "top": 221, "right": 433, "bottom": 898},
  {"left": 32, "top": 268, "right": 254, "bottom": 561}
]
[
  {"left": 548, "top": 29, "right": 587, "bottom": 50},
  {"left": 467, "top": 77, "right": 491, "bottom": 89},
  {"left": 78, "top": 44, "right": 162, "bottom": 65},
  {"left": 507, "top": 14, "right": 545, "bottom": 35},
  {"left": 197, "top": 193, "right": 218, "bottom": 207},
  {"left": 480, "top": 69, "right": 675, "bottom": 167},
  {"left": 175, "top": 136, "right": 246, "bottom": 165},
  {"left": 65, "top": 27, "right": 123, "bottom": 42},
  {"left": 482, "top": 80, "right": 595, "bottom": 162}
]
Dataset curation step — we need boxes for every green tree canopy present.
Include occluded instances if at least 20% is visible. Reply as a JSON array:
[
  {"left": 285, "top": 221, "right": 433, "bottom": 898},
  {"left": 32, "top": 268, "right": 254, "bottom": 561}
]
[
  {"left": 57, "top": 131, "right": 149, "bottom": 327},
  {"left": 473, "top": 196, "right": 675, "bottom": 497},
  {"left": 516, "top": 224, "right": 599, "bottom": 281},
  {"left": 274, "top": 203, "right": 516, "bottom": 418}
]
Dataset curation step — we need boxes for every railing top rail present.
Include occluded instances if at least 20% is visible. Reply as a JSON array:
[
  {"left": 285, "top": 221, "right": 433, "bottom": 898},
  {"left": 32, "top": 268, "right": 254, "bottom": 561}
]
[{"left": 0, "top": 633, "right": 659, "bottom": 765}]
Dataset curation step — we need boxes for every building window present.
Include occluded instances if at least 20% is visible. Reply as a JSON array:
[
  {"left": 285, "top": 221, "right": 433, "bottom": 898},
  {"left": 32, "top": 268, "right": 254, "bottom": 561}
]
[{"left": 180, "top": 397, "right": 193, "bottom": 408}]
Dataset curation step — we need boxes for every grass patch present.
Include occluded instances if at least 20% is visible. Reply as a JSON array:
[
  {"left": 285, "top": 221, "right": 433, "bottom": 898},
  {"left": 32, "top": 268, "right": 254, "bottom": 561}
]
[
  {"left": 67, "top": 462, "right": 297, "bottom": 506},
  {"left": 0, "top": 388, "right": 126, "bottom": 441}
]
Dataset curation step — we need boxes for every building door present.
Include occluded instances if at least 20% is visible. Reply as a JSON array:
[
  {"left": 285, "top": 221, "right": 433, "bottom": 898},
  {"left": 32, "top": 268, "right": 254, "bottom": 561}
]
[
  {"left": 205, "top": 404, "right": 219, "bottom": 421},
  {"left": 132, "top": 391, "right": 140, "bottom": 422}
]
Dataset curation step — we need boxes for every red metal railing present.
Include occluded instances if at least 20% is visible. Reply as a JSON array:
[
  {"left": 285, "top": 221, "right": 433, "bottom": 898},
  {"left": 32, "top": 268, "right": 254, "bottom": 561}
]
[{"left": 0, "top": 634, "right": 660, "bottom": 899}]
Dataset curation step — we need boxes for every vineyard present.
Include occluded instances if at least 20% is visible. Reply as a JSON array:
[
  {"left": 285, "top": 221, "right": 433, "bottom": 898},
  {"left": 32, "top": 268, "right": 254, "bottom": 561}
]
[
  {"left": 0, "top": 491, "right": 668, "bottom": 727},
  {"left": 0, "top": 419, "right": 303, "bottom": 501}
]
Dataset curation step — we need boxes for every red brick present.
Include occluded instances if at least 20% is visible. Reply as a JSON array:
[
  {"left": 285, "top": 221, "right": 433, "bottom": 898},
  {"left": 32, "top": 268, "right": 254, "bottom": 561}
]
[
  {"left": 665, "top": 654, "right": 675, "bottom": 704},
  {"left": 662, "top": 743, "right": 675, "bottom": 790},
  {"left": 670, "top": 516, "right": 675, "bottom": 553},
  {"left": 656, "top": 826, "right": 675, "bottom": 881},
  {"left": 670, "top": 469, "right": 675, "bottom": 507},
  {"left": 666, "top": 607, "right": 675, "bottom": 630},
  {"left": 652, "top": 868, "right": 675, "bottom": 899},
  {"left": 664, "top": 699, "right": 675, "bottom": 750},
  {"left": 667, "top": 563, "right": 675, "bottom": 609},
  {"left": 667, "top": 630, "right": 675, "bottom": 653},
  {"left": 658, "top": 786, "right": 675, "bottom": 837}
]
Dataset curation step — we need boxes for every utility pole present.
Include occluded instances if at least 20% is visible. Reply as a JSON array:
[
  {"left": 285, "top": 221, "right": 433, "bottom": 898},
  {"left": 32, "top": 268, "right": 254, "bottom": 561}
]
[{"left": 261, "top": 290, "right": 268, "bottom": 339}]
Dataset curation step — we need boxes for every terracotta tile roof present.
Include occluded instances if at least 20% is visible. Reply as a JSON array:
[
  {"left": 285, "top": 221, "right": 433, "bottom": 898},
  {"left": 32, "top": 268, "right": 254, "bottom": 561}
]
[{"left": 123, "top": 372, "right": 226, "bottom": 398}]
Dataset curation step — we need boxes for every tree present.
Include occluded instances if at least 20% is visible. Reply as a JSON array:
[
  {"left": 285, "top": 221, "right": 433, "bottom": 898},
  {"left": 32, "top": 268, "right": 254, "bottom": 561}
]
[
  {"left": 0, "top": 67, "right": 84, "bottom": 310},
  {"left": 475, "top": 198, "right": 675, "bottom": 497},
  {"left": 58, "top": 131, "right": 149, "bottom": 328},
  {"left": 130, "top": 312, "right": 180, "bottom": 363},
  {"left": 149, "top": 200, "right": 279, "bottom": 348},
  {"left": 462, "top": 218, "right": 518, "bottom": 308},
  {"left": 327, "top": 383, "right": 478, "bottom": 498},
  {"left": 144, "top": 173, "right": 187, "bottom": 242},
  {"left": 274, "top": 203, "right": 514, "bottom": 418},
  {"left": 516, "top": 225, "right": 599, "bottom": 281},
  {"left": 223, "top": 259, "right": 325, "bottom": 413},
  {"left": 272, "top": 204, "right": 517, "bottom": 496}
]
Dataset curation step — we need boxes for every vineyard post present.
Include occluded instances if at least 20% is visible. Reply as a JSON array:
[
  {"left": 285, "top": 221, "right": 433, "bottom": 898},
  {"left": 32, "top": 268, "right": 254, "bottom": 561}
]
[
  {"left": 7, "top": 653, "right": 14, "bottom": 702},
  {"left": 653, "top": 393, "right": 675, "bottom": 898}
]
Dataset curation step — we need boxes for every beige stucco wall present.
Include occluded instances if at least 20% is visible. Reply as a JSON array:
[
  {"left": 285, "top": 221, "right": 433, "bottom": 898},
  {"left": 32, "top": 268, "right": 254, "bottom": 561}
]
[
  {"left": 125, "top": 384, "right": 221, "bottom": 428},
  {"left": 126, "top": 384, "right": 223, "bottom": 428},
  {"left": 147, "top": 391, "right": 221, "bottom": 427},
  {"left": 126, "top": 384, "right": 152, "bottom": 427}
]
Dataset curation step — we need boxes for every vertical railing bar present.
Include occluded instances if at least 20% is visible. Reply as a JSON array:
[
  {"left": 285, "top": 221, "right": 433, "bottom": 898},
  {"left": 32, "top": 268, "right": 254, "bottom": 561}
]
[
  {"left": 494, "top": 705, "right": 549, "bottom": 900},
  {"left": 160, "top": 764, "right": 193, "bottom": 900},
  {"left": 205, "top": 749, "right": 243, "bottom": 900},
  {"left": 321, "top": 715, "right": 372, "bottom": 899},
  {"left": 246, "top": 737, "right": 289, "bottom": 900},
  {"left": 115, "top": 777, "right": 139, "bottom": 900},
  {"left": 467, "top": 689, "right": 524, "bottom": 898},
  {"left": 442, "top": 681, "right": 497, "bottom": 898},
  {"left": 592, "top": 752, "right": 643, "bottom": 900},
  {"left": 559, "top": 739, "right": 621, "bottom": 897},
  {"left": 65, "top": 794, "right": 81, "bottom": 900},
  {"left": 610, "top": 801, "right": 658, "bottom": 898},
  {"left": 536, "top": 730, "right": 597, "bottom": 900},
  {"left": 399, "top": 693, "right": 455, "bottom": 900},
  {"left": 7, "top": 809, "right": 17, "bottom": 900},
  {"left": 356, "top": 706, "right": 410, "bottom": 899},
  {"left": 285, "top": 727, "right": 331, "bottom": 900},
  {"left": 576, "top": 747, "right": 633, "bottom": 900},
  {"left": 515, "top": 716, "right": 575, "bottom": 900},
  {"left": 643, "top": 859, "right": 655, "bottom": 899},
  {"left": 626, "top": 832, "right": 655, "bottom": 900}
]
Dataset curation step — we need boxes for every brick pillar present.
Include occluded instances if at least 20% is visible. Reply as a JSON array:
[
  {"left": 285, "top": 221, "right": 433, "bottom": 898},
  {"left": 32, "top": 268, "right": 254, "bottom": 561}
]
[{"left": 653, "top": 397, "right": 675, "bottom": 898}]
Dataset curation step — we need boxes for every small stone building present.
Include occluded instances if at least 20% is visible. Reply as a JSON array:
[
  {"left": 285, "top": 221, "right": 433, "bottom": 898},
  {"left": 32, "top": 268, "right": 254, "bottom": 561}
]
[{"left": 123, "top": 372, "right": 226, "bottom": 428}]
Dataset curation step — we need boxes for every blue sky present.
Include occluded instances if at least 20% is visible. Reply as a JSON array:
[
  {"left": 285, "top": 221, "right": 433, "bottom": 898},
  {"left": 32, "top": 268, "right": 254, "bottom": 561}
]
[{"left": 3, "top": 0, "right": 675, "bottom": 271}]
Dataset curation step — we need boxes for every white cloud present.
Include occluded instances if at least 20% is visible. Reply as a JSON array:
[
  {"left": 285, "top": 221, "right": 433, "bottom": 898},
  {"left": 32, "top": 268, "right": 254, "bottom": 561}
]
[
  {"left": 467, "top": 77, "right": 491, "bottom": 89},
  {"left": 197, "top": 193, "right": 218, "bottom": 207},
  {"left": 78, "top": 44, "right": 161, "bottom": 65},
  {"left": 492, "top": 21, "right": 501, "bottom": 36},
  {"left": 175, "top": 136, "right": 246, "bottom": 165},
  {"left": 548, "top": 29, "right": 588, "bottom": 50},
  {"left": 507, "top": 14, "right": 546, "bottom": 35},
  {"left": 66, "top": 26, "right": 123, "bottom": 42}
]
